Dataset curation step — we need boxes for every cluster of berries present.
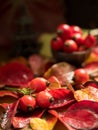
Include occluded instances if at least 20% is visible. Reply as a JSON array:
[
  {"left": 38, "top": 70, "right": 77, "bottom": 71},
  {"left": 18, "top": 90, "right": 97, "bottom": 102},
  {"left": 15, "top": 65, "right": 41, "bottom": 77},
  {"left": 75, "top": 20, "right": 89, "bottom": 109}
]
[{"left": 51, "top": 24, "right": 96, "bottom": 53}]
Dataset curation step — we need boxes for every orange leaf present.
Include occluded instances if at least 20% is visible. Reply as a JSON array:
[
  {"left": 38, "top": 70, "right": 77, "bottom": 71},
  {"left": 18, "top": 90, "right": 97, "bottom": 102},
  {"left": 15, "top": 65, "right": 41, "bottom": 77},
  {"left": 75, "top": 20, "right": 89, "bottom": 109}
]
[
  {"left": 74, "top": 86, "right": 98, "bottom": 102},
  {"left": 48, "top": 76, "right": 61, "bottom": 89}
]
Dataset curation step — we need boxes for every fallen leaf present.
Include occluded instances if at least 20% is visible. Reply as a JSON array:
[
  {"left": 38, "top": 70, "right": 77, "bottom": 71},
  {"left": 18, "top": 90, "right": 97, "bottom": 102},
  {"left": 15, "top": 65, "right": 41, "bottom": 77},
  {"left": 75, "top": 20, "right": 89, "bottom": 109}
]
[
  {"left": 30, "top": 118, "right": 49, "bottom": 130},
  {"left": 58, "top": 100, "right": 98, "bottom": 130},
  {"left": 74, "top": 86, "right": 98, "bottom": 102}
]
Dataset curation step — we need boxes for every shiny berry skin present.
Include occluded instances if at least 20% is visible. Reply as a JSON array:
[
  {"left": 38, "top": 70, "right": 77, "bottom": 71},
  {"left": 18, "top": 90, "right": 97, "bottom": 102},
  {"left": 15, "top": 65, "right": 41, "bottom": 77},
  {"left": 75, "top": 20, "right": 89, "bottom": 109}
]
[
  {"left": 29, "top": 77, "right": 48, "bottom": 92},
  {"left": 84, "top": 34, "right": 96, "bottom": 48},
  {"left": 72, "top": 33, "right": 84, "bottom": 47},
  {"left": 63, "top": 39, "right": 78, "bottom": 53},
  {"left": 71, "top": 25, "right": 83, "bottom": 35},
  {"left": 74, "top": 68, "right": 89, "bottom": 84},
  {"left": 57, "top": 24, "right": 73, "bottom": 41},
  {"left": 19, "top": 95, "right": 36, "bottom": 112},
  {"left": 51, "top": 36, "right": 64, "bottom": 51},
  {"left": 36, "top": 91, "right": 54, "bottom": 108}
]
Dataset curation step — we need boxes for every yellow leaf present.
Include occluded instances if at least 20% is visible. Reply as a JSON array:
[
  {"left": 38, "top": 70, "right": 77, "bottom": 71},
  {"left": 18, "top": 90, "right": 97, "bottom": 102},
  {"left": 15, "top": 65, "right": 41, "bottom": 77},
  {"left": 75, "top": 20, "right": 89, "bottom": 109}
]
[
  {"left": 30, "top": 115, "right": 57, "bottom": 130},
  {"left": 84, "top": 52, "right": 98, "bottom": 65},
  {"left": 30, "top": 118, "right": 49, "bottom": 130},
  {"left": 47, "top": 115, "right": 57, "bottom": 130}
]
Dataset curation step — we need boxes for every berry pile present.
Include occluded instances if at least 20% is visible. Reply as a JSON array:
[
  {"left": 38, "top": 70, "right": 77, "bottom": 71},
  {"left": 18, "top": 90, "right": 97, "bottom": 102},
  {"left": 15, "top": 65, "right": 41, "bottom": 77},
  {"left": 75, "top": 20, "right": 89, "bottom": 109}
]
[{"left": 51, "top": 24, "right": 96, "bottom": 53}]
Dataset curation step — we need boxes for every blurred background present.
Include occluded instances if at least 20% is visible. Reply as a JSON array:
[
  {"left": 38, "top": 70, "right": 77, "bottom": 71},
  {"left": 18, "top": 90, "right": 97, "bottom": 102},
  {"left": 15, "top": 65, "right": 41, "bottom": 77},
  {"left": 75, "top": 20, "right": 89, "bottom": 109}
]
[{"left": 0, "top": 0, "right": 98, "bottom": 59}]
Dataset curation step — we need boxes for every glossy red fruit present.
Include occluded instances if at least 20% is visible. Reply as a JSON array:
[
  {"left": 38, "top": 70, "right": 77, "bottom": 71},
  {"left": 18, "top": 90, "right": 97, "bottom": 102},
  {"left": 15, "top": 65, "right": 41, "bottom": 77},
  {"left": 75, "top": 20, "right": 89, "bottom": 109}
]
[
  {"left": 57, "top": 24, "right": 73, "bottom": 41},
  {"left": 72, "top": 33, "right": 84, "bottom": 47},
  {"left": 71, "top": 25, "right": 83, "bottom": 35},
  {"left": 74, "top": 68, "right": 89, "bottom": 84},
  {"left": 63, "top": 39, "right": 78, "bottom": 53},
  {"left": 84, "top": 34, "right": 96, "bottom": 48},
  {"left": 29, "top": 77, "right": 48, "bottom": 92},
  {"left": 51, "top": 36, "right": 64, "bottom": 51},
  {"left": 19, "top": 95, "right": 36, "bottom": 112},
  {"left": 36, "top": 91, "right": 54, "bottom": 108}
]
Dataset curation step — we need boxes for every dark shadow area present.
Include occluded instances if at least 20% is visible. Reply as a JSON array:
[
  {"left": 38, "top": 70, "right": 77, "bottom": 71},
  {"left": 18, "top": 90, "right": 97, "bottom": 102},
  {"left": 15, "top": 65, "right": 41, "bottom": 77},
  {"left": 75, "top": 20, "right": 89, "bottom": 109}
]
[{"left": 65, "top": 0, "right": 98, "bottom": 28}]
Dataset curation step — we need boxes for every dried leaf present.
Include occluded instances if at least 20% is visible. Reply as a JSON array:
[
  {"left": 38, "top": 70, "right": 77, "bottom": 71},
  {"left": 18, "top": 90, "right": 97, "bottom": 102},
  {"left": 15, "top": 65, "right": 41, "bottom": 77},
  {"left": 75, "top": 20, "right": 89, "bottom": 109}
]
[
  {"left": 47, "top": 76, "right": 61, "bottom": 89},
  {"left": 74, "top": 86, "right": 98, "bottom": 102},
  {"left": 44, "top": 62, "right": 75, "bottom": 86},
  {"left": 1, "top": 100, "right": 19, "bottom": 130}
]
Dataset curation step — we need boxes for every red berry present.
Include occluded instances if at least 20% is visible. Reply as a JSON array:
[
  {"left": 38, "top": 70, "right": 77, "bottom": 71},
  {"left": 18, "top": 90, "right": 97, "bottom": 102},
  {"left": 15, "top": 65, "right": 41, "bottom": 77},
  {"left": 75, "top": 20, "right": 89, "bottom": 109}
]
[
  {"left": 29, "top": 77, "right": 48, "bottom": 92},
  {"left": 72, "top": 33, "right": 84, "bottom": 47},
  {"left": 19, "top": 95, "right": 36, "bottom": 112},
  {"left": 74, "top": 68, "right": 89, "bottom": 84},
  {"left": 57, "top": 24, "right": 73, "bottom": 41},
  {"left": 51, "top": 36, "right": 64, "bottom": 51},
  {"left": 36, "top": 91, "right": 53, "bottom": 108},
  {"left": 84, "top": 34, "right": 96, "bottom": 48},
  {"left": 63, "top": 39, "right": 78, "bottom": 53},
  {"left": 71, "top": 25, "right": 83, "bottom": 35}
]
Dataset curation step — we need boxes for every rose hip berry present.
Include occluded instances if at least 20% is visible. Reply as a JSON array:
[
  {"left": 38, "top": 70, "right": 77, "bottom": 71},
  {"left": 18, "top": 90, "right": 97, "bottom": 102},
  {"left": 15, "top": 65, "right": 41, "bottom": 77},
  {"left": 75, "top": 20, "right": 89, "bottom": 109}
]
[
  {"left": 84, "top": 34, "right": 96, "bottom": 48},
  {"left": 51, "top": 36, "right": 64, "bottom": 51},
  {"left": 19, "top": 95, "right": 36, "bottom": 112},
  {"left": 36, "top": 91, "right": 54, "bottom": 108},
  {"left": 63, "top": 39, "right": 78, "bottom": 53},
  {"left": 57, "top": 24, "right": 73, "bottom": 41},
  {"left": 71, "top": 25, "right": 83, "bottom": 35},
  {"left": 74, "top": 68, "right": 89, "bottom": 84},
  {"left": 29, "top": 77, "right": 48, "bottom": 92},
  {"left": 72, "top": 33, "right": 84, "bottom": 47}
]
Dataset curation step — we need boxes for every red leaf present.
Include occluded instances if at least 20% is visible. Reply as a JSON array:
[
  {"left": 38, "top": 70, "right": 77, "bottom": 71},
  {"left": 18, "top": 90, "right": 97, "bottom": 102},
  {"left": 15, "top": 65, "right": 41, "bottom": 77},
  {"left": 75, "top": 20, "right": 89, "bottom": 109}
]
[
  {"left": 12, "top": 117, "right": 30, "bottom": 129},
  {"left": 49, "top": 88, "right": 75, "bottom": 109},
  {"left": 0, "top": 91, "right": 18, "bottom": 110},
  {"left": 58, "top": 100, "right": 98, "bottom": 130},
  {"left": 12, "top": 108, "right": 45, "bottom": 128},
  {"left": 0, "top": 62, "right": 33, "bottom": 87},
  {"left": 84, "top": 62, "right": 98, "bottom": 71},
  {"left": 0, "top": 103, "right": 9, "bottom": 109},
  {"left": 84, "top": 62, "right": 98, "bottom": 77},
  {"left": 84, "top": 81, "right": 98, "bottom": 89},
  {"left": 48, "top": 110, "right": 77, "bottom": 130},
  {"left": 1, "top": 100, "right": 19, "bottom": 130},
  {"left": 0, "top": 90, "right": 18, "bottom": 98}
]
